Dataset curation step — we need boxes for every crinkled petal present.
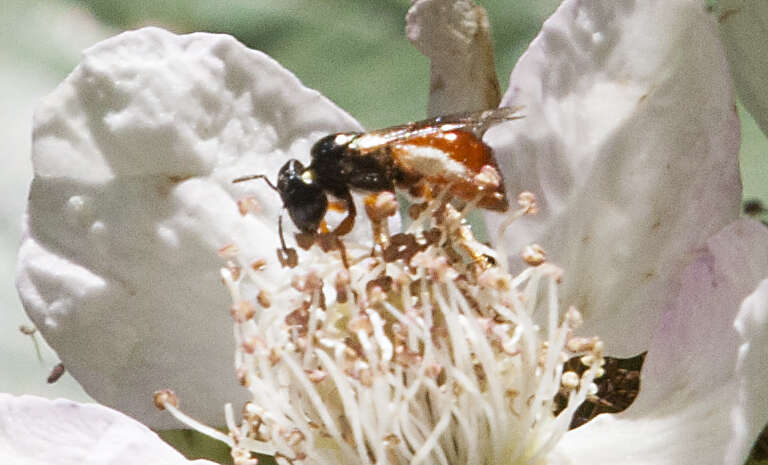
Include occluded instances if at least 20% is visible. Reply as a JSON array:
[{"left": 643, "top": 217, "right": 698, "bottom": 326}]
[
  {"left": 406, "top": 0, "right": 500, "bottom": 115},
  {"left": 719, "top": 0, "right": 768, "bottom": 137},
  {"left": 486, "top": 0, "right": 741, "bottom": 355},
  {"left": 16, "top": 27, "right": 361, "bottom": 428},
  {"left": 550, "top": 219, "right": 768, "bottom": 465},
  {"left": 0, "top": 393, "right": 214, "bottom": 465}
]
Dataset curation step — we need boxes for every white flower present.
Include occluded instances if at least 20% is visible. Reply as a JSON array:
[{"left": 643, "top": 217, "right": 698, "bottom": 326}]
[
  {"left": 0, "top": 393, "right": 215, "bottom": 465},
  {"left": 11, "top": 0, "right": 768, "bottom": 463}
]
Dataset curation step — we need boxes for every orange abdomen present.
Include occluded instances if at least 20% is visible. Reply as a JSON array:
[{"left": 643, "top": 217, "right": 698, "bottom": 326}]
[{"left": 392, "top": 130, "right": 508, "bottom": 211}]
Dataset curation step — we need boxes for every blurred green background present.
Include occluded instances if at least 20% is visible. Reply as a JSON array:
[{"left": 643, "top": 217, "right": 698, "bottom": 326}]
[{"left": 1, "top": 0, "right": 766, "bottom": 462}]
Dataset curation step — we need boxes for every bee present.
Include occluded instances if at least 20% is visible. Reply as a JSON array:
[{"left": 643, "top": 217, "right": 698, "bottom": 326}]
[{"left": 234, "top": 107, "right": 523, "bottom": 260}]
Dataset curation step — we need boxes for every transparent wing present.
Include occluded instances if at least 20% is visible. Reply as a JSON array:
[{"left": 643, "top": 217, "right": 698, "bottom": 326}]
[{"left": 349, "top": 106, "right": 524, "bottom": 153}]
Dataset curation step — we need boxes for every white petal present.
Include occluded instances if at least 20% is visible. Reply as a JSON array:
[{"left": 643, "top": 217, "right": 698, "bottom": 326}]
[
  {"left": 406, "top": 0, "right": 500, "bottom": 115},
  {"left": 486, "top": 0, "right": 741, "bottom": 355},
  {"left": 719, "top": 0, "right": 768, "bottom": 137},
  {"left": 16, "top": 27, "right": 361, "bottom": 428},
  {"left": 550, "top": 219, "right": 768, "bottom": 465},
  {"left": 0, "top": 394, "right": 214, "bottom": 465},
  {"left": 730, "top": 278, "right": 768, "bottom": 465}
]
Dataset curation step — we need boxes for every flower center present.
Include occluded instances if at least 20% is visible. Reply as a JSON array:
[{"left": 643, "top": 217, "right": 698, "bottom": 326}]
[{"left": 159, "top": 193, "right": 605, "bottom": 465}]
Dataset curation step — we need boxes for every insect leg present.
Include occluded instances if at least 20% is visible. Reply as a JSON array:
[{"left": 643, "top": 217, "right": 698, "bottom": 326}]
[
  {"left": 276, "top": 214, "right": 298, "bottom": 268},
  {"left": 331, "top": 190, "right": 357, "bottom": 237},
  {"left": 335, "top": 236, "right": 350, "bottom": 269},
  {"left": 278, "top": 214, "right": 288, "bottom": 250}
]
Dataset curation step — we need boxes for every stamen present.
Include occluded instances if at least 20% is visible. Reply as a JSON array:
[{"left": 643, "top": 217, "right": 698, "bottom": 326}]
[{"left": 160, "top": 190, "right": 606, "bottom": 465}]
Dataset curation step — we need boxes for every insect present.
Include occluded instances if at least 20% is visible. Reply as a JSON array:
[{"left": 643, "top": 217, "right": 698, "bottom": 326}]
[{"left": 234, "top": 106, "right": 523, "bottom": 256}]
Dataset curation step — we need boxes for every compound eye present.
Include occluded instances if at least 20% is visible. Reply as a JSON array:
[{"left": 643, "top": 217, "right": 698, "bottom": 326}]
[{"left": 276, "top": 159, "right": 328, "bottom": 233}]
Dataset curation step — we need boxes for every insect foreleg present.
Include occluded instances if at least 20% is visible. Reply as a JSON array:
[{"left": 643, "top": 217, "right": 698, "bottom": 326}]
[{"left": 331, "top": 190, "right": 357, "bottom": 237}]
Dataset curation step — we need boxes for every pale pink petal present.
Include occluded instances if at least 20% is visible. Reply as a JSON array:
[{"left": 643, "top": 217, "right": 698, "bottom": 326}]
[
  {"left": 0, "top": 394, "right": 214, "bottom": 464},
  {"left": 719, "top": 0, "right": 768, "bottom": 137},
  {"left": 550, "top": 219, "right": 768, "bottom": 465},
  {"left": 486, "top": 0, "right": 741, "bottom": 355},
  {"left": 16, "top": 27, "right": 361, "bottom": 428}
]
